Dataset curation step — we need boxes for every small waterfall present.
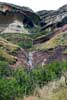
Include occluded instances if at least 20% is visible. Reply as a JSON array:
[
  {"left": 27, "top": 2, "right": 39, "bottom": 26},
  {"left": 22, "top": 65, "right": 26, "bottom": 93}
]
[{"left": 28, "top": 52, "right": 34, "bottom": 69}]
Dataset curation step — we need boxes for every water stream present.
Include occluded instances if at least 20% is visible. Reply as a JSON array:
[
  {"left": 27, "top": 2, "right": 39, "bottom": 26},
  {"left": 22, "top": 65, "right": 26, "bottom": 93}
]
[{"left": 28, "top": 52, "right": 34, "bottom": 69}]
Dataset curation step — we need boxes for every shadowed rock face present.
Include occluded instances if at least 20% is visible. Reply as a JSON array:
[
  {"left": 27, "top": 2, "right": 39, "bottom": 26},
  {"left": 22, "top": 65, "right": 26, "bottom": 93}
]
[
  {"left": 1, "top": 2, "right": 67, "bottom": 34},
  {"left": 0, "top": 2, "right": 40, "bottom": 33},
  {"left": 37, "top": 4, "right": 67, "bottom": 31}
]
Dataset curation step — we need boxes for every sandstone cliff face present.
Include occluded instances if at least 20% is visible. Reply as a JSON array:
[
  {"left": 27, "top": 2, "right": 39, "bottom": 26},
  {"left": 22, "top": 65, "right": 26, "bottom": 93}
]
[
  {"left": 37, "top": 4, "right": 67, "bottom": 31},
  {"left": 0, "top": 2, "right": 40, "bottom": 33}
]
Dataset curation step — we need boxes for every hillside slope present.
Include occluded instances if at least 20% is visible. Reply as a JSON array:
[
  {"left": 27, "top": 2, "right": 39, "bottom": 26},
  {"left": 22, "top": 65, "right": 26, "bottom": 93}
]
[
  {"left": 0, "top": 2, "right": 67, "bottom": 68},
  {"left": 0, "top": 2, "right": 67, "bottom": 100}
]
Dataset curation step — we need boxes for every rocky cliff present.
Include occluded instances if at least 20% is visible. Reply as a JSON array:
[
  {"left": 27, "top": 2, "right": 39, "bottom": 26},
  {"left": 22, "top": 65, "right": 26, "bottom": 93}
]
[
  {"left": 37, "top": 4, "right": 67, "bottom": 31},
  {"left": 0, "top": 2, "right": 40, "bottom": 33},
  {"left": 0, "top": 2, "right": 67, "bottom": 68}
]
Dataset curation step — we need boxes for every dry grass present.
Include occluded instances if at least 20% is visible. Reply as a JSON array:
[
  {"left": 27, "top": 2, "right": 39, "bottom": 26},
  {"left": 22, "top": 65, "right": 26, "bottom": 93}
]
[
  {"left": 0, "top": 37, "right": 19, "bottom": 52},
  {"left": 34, "top": 32, "right": 67, "bottom": 50},
  {"left": 0, "top": 37, "right": 19, "bottom": 63},
  {"left": 23, "top": 76, "right": 67, "bottom": 100},
  {"left": 0, "top": 49, "right": 17, "bottom": 63}
]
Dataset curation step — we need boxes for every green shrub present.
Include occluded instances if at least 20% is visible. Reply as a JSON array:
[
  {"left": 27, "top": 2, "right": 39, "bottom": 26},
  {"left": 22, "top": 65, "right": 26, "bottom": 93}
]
[
  {"left": 0, "top": 78, "right": 19, "bottom": 100},
  {"left": 31, "top": 67, "right": 46, "bottom": 87},
  {"left": 0, "top": 61, "right": 67, "bottom": 99},
  {"left": 18, "top": 39, "right": 32, "bottom": 49},
  {"left": 14, "top": 68, "right": 34, "bottom": 95},
  {"left": 0, "top": 61, "right": 12, "bottom": 78}
]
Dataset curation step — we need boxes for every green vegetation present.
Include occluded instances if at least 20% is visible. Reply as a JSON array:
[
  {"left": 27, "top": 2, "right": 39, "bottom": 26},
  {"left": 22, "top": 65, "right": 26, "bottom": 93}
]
[
  {"left": 0, "top": 61, "right": 12, "bottom": 78},
  {"left": 34, "top": 32, "right": 67, "bottom": 50},
  {"left": 0, "top": 61, "right": 67, "bottom": 100},
  {"left": 0, "top": 30, "right": 50, "bottom": 49},
  {"left": 29, "top": 29, "right": 51, "bottom": 39},
  {"left": 0, "top": 33, "right": 33, "bottom": 49}
]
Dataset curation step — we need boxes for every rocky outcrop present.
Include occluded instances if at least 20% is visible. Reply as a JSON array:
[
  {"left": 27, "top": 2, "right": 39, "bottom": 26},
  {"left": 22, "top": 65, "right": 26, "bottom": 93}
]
[
  {"left": 37, "top": 4, "right": 67, "bottom": 31},
  {"left": 0, "top": 2, "right": 40, "bottom": 33},
  {"left": 32, "top": 46, "right": 67, "bottom": 67}
]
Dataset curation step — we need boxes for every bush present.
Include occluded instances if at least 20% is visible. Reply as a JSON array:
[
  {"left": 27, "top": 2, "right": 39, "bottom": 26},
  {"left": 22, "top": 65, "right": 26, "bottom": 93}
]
[
  {"left": 0, "top": 61, "right": 12, "bottom": 78},
  {"left": 14, "top": 68, "right": 34, "bottom": 95},
  {"left": 0, "top": 61, "right": 67, "bottom": 99},
  {"left": 44, "top": 61, "right": 62, "bottom": 81},
  {"left": 31, "top": 67, "right": 47, "bottom": 87},
  {"left": 0, "top": 78, "right": 19, "bottom": 100},
  {"left": 18, "top": 39, "right": 32, "bottom": 49}
]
